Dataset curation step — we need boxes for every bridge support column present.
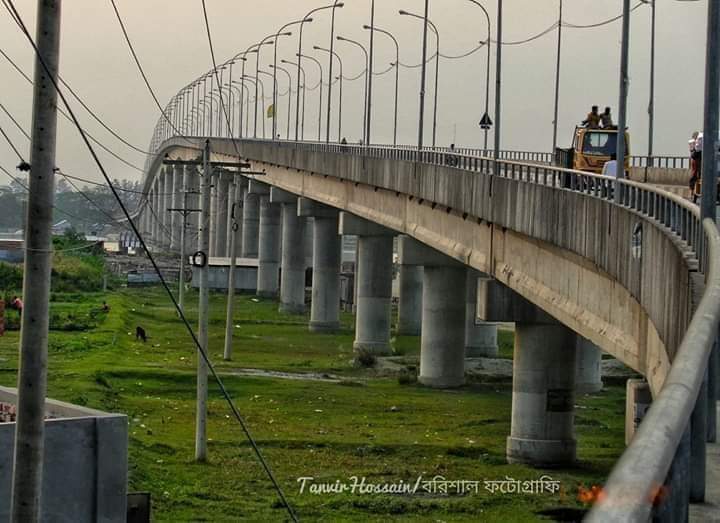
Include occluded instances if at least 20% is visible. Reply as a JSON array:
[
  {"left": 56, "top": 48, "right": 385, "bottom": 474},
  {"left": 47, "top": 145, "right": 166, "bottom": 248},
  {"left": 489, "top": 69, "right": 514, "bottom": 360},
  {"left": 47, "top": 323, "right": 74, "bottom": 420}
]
[
  {"left": 209, "top": 171, "right": 218, "bottom": 257},
  {"left": 214, "top": 173, "right": 230, "bottom": 258},
  {"left": 300, "top": 199, "right": 341, "bottom": 332},
  {"left": 230, "top": 180, "right": 246, "bottom": 258},
  {"left": 397, "top": 253, "right": 422, "bottom": 336},
  {"left": 241, "top": 187, "right": 260, "bottom": 258},
  {"left": 151, "top": 181, "right": 159, "bottom": 249},
  {"left": 399, "top": 236, "right": 467, "bottom": 388},
  {"left": 340, "top": 213, "right": 394, "bottom": 355},
  {"left": 465, "top": 271, "right": 498, "bottom": 357},
  {"left": 186, "top": 166, "right": 200, "bottom": 241},
  {"left": 575, "top": 337, "right": 603, "bottom": 394},
  {"left": 253, "top": 182, "right": 280, "bottom": 298},
  {"left": 272, "top": 188, "right": 306, "bottom": 314},
  {"left": 162, "top": 166, "right": 172, "bottom": 250},
  {"left": 170, "top": 164, "right": 182, "bottom": 252},
  {"left": 507, "top": 322, "right": 577, "bottom": 467}
]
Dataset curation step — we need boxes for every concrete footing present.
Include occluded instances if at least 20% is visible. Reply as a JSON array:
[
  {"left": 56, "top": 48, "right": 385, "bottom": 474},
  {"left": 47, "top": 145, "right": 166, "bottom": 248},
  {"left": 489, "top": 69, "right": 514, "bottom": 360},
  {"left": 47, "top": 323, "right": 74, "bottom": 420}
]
[
  {"left": 353, "top": 235, "right": 393, "bottom": 354},
  {"left": 397, "top": 263, "right": 422, "bottom": 336},
  {"left": 256, "top": 195, "right": 281, "bottom": 298},
  {"left": 575, "top": 337, "right": 603, "bottom": 394},
  {"left": 507, "top": 323, "right": 577, "bottom": 467},
  {"left": 418, "top": 265, "right": 467, "bottom": 388}
]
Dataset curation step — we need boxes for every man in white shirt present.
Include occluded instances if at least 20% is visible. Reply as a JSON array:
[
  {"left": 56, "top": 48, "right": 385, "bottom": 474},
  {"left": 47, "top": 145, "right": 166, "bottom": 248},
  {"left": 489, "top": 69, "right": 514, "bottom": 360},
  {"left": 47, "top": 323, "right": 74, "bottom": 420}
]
[{"left": 602, "top": 153, "right": 618, "bottom": 178}]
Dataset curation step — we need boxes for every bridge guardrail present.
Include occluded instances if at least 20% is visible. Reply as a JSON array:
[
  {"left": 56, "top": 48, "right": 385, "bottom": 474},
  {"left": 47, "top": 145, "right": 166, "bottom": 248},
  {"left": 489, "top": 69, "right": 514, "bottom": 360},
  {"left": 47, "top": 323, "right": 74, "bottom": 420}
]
[{"left": 148, "top": 135, "right": 717, "bottom": 519}]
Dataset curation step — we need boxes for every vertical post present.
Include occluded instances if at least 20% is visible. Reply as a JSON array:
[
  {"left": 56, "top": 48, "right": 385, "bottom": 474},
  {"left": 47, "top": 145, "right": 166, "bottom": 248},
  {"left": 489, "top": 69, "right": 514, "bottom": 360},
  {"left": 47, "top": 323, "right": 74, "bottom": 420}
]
[
  {"left": 178, "top": 191, "right": 188, "bottom": 313},
  {"left": 366, "top": 0, "right": 375, "bottom": 145},
  {"left": 616, "top": 0, "right": 631, "bottom": 182},
  {"left": 647, "top": 0, "right": 656, "bottom": 161},
  {"left": 551, "top": 0, "right": 563, "bottom": 154},
  {"left": 493, "top": 0, "right": 503, "bottom": 173},
  {"left": 417, "top": 0, "right": 430, "bottom": 150},
  {"left": 11, "top": 1, "right": 62, "bottom": 520},
  {"left": 224, "top": 179, "right": 240, "bottom": 361},
  {"left": 195, "top": 141, "right": 211, "bottom": 462}
]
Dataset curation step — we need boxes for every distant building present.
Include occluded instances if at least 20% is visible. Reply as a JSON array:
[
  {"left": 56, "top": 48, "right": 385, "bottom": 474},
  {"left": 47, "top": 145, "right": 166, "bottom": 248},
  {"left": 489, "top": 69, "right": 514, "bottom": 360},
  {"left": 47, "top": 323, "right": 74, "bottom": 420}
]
[{"left": 0, "top": 239, "right": 24, "bottom": 263}]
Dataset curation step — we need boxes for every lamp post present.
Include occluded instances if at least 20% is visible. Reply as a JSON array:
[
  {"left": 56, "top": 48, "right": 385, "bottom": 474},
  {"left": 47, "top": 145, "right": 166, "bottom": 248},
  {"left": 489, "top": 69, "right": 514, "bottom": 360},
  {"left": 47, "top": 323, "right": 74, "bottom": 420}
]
[
  {"left": 298, "top": 53, "right": 324, "bottom": 142},
  {"left": 272, "top": 21, "right": 305, "bottom": 141},
  {"left": 364, "top": 24, "right": 400, "bottom": 146},
  {"left": 400, "top": 9, "right": 440, "bottom": 148},
  {"left": 259, "top": 70, "right": 277, "bottom": 139},
  {"left": 494, "top": 0, "right": 503, "bottom": 172},
  {"left": 282, "top": 59, "right": 308, "bottom": 140},
  {"left": 366, "top": 0, "right": 376, "bottom": 145},
  {"left": 326, "top": 2, "right": 345, "bottom": 143},
  {"left": 270, "top": 64, "right": 294, "bottom": 140},
  {"left": 337, "top": 35, "right": 369, "bottom": 142},
  {"left": 616, "top": 0, "right": 630, "bottom": 183},
  {"left": 640, "top": 0, "right": 656, "bottom": 162},
  {"left": 296, "top": 4, "right": 338, "bottom": 141},
  {"left": 254, "top": 35, "right": 276, "bottom": 138},
  {"left": 552, "top": 0, "right": 562, "bottom": 154},
  {"left": 314, "top": 45, "right": 344, "bottom": 142}
]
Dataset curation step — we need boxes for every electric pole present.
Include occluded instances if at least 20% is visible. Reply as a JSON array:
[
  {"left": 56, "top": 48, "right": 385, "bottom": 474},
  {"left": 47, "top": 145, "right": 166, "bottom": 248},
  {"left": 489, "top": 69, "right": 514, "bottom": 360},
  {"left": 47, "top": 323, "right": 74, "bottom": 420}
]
[
  {"left": 168, "top": 192, "right": 201, "bottom": 313},
  {"left": 224, "top": 180, "right": 243, "bottom": 361},
  {"left": 11, "top": 1, "right": 62, "bottom": 520}
]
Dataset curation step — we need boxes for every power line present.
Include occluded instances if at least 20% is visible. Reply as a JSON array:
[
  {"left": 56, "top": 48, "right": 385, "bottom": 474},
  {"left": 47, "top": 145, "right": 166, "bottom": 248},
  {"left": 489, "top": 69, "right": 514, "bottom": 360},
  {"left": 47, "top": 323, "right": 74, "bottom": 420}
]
[
  {"left": 3, "top": 2, "right": 296, "bottom": 520},
  {"left": 0, "top": 123, "right": 25, "bottom": 163}
]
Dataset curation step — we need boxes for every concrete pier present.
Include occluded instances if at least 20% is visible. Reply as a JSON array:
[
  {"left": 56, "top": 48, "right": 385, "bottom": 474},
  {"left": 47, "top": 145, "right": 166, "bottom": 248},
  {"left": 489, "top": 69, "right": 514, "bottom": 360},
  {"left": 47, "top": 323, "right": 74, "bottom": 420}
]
[
  {"left": 170, "top": 164, "right": 183, "bottom": 251},
  {"left": 340, "top": 213, "right": 394, "bottom": 355},
  {"left": 241, "top": 188, "right": 260, "bottom": 258},
  {"left": 465, "top": 272, "right": 498, "bottom": 357},
  {"left": 576, "top": 337, "right": 604, "bottom": 394},
  {"left": 209, "top": 171, "right": 218, "bottom": 257},
  {"left": 507, "top": 322, "right": 577, "bottom": 467},
  {"left": 215, "top": 173, "right": 230, "bottom": 258},
  {"left": 398, "top": 236, "right": 467, "bottom": 388},
  {"left": 397, "top": 261, "right": 423, "bottom": 336},
  {"left": 254, "top": 182, "right": 280, "bottom": 298},
  {"left": 162, "top": 166, "right": 172, "bottom": 249},
  {"left": 272, "top": 188, "right": 306, "bottom": 314},
  {"left": 300, "top": 198, "right": 341, "bottom": 332},
  {"left": 185, "top": 166, "right": 200, "bottom": 240}
]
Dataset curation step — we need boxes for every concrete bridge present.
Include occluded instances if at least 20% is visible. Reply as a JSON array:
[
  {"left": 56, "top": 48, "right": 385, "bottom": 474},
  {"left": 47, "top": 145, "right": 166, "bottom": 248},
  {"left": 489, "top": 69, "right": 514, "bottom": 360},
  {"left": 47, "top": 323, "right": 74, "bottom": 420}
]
[{"left": 137, "top": 137, "right": 719, "bottom": 521}]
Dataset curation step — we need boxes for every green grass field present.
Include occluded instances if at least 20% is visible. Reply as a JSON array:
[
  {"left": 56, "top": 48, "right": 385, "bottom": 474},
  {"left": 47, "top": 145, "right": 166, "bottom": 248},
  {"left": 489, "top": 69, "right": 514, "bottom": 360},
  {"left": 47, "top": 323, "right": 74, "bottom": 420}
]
[{"left": 0, "top": 287, "right": 625, "bottom": 522}]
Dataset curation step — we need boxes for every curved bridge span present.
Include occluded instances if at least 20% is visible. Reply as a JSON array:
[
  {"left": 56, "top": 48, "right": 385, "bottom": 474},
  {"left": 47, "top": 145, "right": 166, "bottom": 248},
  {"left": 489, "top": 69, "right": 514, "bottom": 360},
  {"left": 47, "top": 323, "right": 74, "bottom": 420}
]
[{"left": 139, "top": 137, "right": 719, "bottom": 521}]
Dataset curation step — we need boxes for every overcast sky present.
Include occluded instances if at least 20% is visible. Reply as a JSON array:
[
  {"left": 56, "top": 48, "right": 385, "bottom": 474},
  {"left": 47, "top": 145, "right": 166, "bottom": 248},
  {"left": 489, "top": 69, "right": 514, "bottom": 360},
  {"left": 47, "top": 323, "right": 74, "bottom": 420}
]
[{"left": 0, "top": 1, "right": 710, "bottom": 184}]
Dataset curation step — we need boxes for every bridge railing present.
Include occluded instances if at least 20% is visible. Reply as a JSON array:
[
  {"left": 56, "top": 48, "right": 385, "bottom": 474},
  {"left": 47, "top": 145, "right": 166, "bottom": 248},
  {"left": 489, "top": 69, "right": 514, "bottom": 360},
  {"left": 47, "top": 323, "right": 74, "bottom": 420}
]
[{"left": 152, "top": 136, "right": 718, "bottom": 519}]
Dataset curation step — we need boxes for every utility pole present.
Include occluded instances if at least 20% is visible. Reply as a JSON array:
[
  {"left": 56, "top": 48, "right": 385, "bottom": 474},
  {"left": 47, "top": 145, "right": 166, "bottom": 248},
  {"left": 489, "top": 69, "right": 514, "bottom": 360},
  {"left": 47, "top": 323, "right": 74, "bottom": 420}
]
[
  {"left": 11, "top": 1, "right": 62, "bottom": 520},
  {"left": 224, "top": 180, "right": 242, "bottom": 361},
  {"left": 493, "top": 0, "right": 503, "bottom": 174},
  {"left": 616, "top": 0, "right": 631, "bottom": 185},
  {"left": 417, "top": 0, "right": 430, "bottom": 150},
  {"left": 366, "top": 0, "right": 375, "bottom": 146},
  {"left": 196, "top": 141, "right": 212, "bottom": 462},
  {"left": 168, "top": 191, "right": 201, "bottom": 313},
  {"left": 551, "top": 0, "right": 563, "bottom": 154}
]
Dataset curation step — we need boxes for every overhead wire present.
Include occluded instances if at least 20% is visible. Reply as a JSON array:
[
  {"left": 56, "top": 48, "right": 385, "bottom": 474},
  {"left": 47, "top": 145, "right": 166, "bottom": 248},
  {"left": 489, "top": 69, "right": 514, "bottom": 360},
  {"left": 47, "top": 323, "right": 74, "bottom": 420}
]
[{"left": 3, "top": 2, "right": 296, "bottom": 521}]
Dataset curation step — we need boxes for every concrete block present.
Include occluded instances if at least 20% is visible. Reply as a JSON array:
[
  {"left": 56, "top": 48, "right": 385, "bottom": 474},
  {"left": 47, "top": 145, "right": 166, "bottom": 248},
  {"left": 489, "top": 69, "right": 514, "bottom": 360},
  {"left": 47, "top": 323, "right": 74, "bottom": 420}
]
[
  {"left": 270, "top": 186, "right": 298, "bottom": 204},
  {"left": 339, "top": 212, "right": 394, "bottom": 237},
  {"left": 477, "top": 278, "right": 556, "bottom": 324},
  {"left": 248, "top": 179, "right": 270, "bottom": 195},
  {"left": 298, "top": 197, "right": 339, "bottom": 218},
  {"left": 398, "top": 236, "right": 464, "bottom": 268}
]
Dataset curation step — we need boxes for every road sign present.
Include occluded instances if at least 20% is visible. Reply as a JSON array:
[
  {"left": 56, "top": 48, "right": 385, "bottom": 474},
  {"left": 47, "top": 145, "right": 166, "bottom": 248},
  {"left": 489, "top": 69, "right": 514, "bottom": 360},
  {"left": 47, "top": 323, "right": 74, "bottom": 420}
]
[{"left": 479, "top": 112, "right": 493, "bottom": 130}]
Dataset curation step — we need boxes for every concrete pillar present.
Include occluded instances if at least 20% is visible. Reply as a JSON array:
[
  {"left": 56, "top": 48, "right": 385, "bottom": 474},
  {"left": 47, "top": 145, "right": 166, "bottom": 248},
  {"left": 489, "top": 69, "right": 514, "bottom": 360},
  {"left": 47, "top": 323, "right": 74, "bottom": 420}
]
[
  {"left": 185, "top": 166, "right": 200, "bottom": 242},
  {"left": 215, "top": 173, "right": 230, "bottom": 258},
  {"left": 397, "top": 263, "right": 423, "bottom": 336},
  {"left": 241, "top": 189, "right": 259, "bottom": 258},
  {"left": 398, "top": 236, "right": 467, "bottom": 388},
  {"left": 154, "top": 180, "right": 162, "bottom": 249},
  {"left": 300, "top": 198, "right": 341, "bottom": 332},
  {"left": 465, "top": 272, "right": 498, "bottom": 357},
  {"left": 507, "top": 322, "right": 577, "bottom": 467},
  {"left": 162, "top": 166, "right": 172, "bottom": 249},
  {"left": 272, "top": 188, "right": 306, "bottom": 313},
  {"left": 576, "top": 337, "right": 603, "bottom": 394},
  {"left": 340, "top": 213, "right": 394, "bottom": 355},
  {"left": 209, "top": 171, "right": 218, "bottom": 257},
  {"left": 256, "top": 190, "right": 281, "bottom": 298},
  {"left": 231, "top": 181, "right": 246, "bottom": 258},
  {"left": 419, "top": 265, "right": 467, "bottom": 388},
  {"left": 170, "top": 164, "right": 183, "bottom": 251}
]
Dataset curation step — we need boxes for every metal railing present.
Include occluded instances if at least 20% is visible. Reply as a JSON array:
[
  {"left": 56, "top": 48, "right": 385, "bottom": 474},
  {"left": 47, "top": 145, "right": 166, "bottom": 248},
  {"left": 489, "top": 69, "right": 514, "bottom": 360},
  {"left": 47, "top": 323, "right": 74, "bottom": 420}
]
[{"left": 148, "top": 135, "right": 718, "bottom": 520}]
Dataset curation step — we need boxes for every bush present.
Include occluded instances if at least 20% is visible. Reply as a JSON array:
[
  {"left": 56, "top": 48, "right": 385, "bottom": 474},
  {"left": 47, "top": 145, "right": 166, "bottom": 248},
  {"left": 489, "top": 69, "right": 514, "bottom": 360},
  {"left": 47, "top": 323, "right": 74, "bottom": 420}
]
[
  {"left": 398, "top": 369, "right": 418, "bottom": 385},
  {"left": 0, "top": 262, "right": 23, "bottom": 291},
  {"left": 355, "top": 349, "right": 377, "bottom": 368}
]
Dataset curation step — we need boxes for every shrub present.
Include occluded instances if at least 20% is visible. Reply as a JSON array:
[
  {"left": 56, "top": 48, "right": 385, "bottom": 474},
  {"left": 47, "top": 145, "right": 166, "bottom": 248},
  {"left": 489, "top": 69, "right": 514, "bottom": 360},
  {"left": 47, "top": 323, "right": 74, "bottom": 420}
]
[{"left": 355, "top": 349, "right": 377, "bottom": 368}]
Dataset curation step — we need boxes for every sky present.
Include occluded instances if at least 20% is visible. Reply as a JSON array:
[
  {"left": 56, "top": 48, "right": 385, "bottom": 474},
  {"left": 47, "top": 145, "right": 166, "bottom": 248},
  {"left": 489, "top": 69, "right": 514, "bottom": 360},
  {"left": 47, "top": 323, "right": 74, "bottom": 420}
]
[{"left": 0, "top": 0, "right": 710, "bottom": 185}]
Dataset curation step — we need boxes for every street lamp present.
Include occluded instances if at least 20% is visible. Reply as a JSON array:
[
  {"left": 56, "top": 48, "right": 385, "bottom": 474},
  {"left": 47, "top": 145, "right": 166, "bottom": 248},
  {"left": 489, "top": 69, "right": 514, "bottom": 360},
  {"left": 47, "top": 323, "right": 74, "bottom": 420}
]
[
  {"left": 272, "top": 20, "right": 307, "bottom": 141},
  {"left": 363, "top": 24, "right": 400, "bottom": 146},
  {"left": 282, "top": 59, "right": 308, "bottom": 140},
  {"left": 254, "top": 35, "right": 277, "bottom": 138},
  {"left": 400, "top": 8, "right": 440, "bottom": 148},
  {"left": 259, "top": 69, "right": 277, "bottom": 139},
  {"left": 270, "top": 64, "right": 294, "bottom": 140},
  {"left": 337, "top": 35, "right": 369, "bottom": 142},
  {"left": 326, "top": 2, "right": 345, "bottom": 143},
  {"left": 296, "top": 3, "right": 340, "bottom": 141},
  {"left": 298, "top": 53, "right": 324, "bottom": 142},
  {"left": 314, "top": 45, "right": 344, "bottom": 141}
]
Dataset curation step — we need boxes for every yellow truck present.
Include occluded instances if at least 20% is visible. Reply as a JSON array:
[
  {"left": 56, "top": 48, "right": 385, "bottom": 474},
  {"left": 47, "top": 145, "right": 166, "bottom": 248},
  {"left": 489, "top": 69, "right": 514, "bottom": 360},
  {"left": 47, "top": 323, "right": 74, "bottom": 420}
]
[{"left": 555, "top": 127, "right": 630, "bottom": 174}]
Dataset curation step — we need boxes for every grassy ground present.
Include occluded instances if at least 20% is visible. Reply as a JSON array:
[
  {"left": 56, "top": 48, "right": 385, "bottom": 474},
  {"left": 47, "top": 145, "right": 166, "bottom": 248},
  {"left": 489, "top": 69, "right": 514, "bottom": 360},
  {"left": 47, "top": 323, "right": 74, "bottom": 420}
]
[{"left": 0, "top": 287, "right": 626, "bottom": 522}]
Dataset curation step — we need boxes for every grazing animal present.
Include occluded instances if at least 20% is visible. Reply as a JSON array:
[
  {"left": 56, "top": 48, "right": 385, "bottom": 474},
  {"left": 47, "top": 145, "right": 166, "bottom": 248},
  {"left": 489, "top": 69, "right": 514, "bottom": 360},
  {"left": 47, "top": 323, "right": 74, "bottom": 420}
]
[{"left": 135, "top": 326, "right": 147, "bottom": 343}]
